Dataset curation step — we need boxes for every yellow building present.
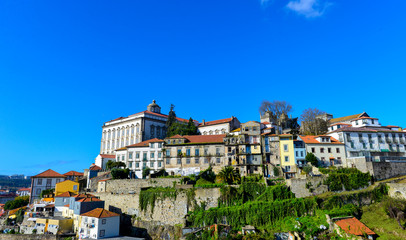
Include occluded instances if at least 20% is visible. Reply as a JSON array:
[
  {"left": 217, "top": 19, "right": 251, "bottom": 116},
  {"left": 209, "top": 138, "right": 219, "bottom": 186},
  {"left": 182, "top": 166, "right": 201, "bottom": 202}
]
[
  {"left": 279, "top": 134, "right": 297, "bottom": 178},
  {"left": 35, "top": 217, "right": 73, "bottom": 235},
  {"left": 55, "top": 180, "right": 79, "bottom": 197}
]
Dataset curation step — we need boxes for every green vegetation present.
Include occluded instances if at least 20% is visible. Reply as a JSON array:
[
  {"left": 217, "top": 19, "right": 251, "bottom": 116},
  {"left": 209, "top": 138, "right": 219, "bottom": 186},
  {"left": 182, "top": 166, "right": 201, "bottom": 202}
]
[
  {"left": 0, "top": 179, "right": 31, "bottom": 191},
  {"left": 165, "top": 105, "right": 198, "bottom": 137},
  {"left": 106, "top": 160, "right": 126, "bottom": 170},
  {"left": 111, "top": 168, "right": 129, "bottom": 179},
  {"left": 139, "top": 187, "right": 178, "bottom": 212},
  {"left": 40, "top": 189, "right": 54, "bottom": 198},
  {"left": 142, "top": 167, "right": 151, "bottom": 179},
  {"left": 217, "top": 166, "right": 240, "bottom": 185},
  {"left": 323, "top": 168, "right": 371, "bottom": 191},
  {"left": 4, "top": 196, "right": 29, "bottom": 210},
  {"left": 305, "top": 152, "right": 318, "bottom": 167}
]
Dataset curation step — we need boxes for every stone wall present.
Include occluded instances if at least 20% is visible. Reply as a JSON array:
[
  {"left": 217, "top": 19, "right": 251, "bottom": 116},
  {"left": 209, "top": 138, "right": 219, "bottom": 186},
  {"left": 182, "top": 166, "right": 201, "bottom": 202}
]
[
  {"left": 387, "top": 183, "right": 406, "bottom": 200},
  {"left": 286, "top": 176, "right": 328, "bottom": 198},
  {"left": 347, "top": 157, "right": 406, "bottom": 181},
  {"left": 0, "top": 235, "right": 60, "bottom": 240},
  {"left": 88, "top": 171, "right": 111, "bottom": 192},
  {"left": 104, "top": 178, "right": 180, "bottom": 194}
]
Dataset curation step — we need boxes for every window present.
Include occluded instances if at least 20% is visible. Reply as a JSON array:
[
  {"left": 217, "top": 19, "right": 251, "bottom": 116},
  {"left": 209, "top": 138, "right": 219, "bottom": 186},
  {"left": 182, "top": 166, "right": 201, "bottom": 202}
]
[
  {"left": 195, "top": 158, "right": 199, "bottom": 164},
  {"left": 150, "top": 162, "right": 154, "bottom": 167},
  {"left": 122, "top": 155, "right": 125, "bottom": 161},
  {"left": 284, "top": 144, "right": 288, "bottom": 152},
  {"left": 102, "top": 219, "right": 106, "bottom": 224},
  {"left": 166, "top": 159, "right": 170, "bottom": 165},
  {"left": 166, "top": 149, "right": 170, "bottom": 156},
  {"left": 284, "top": 156, "right": 289, "bottom": 162},
  {"left": 73, "top": 185, "right": 78, "bottom": 191},
  {"left": 195, "top": 149, "right": 200, "bottom": 156},
  {"left": 216, "top": 148, "right": 220, "bottom": 155},
  {"left": 321, "top": 157, "right": 325, "bottom": 161},
  {"left": 143, "top": 152, "right": 147, "bottom": 160},
  {"left": 136, "top": 152, "right": 140, "bottom": 159},
  {"left": 129, "top": 153, "right": 133, "bottom": 159},
  {"left": 311, "top": 148, "right": 315, "bottom": 153},
  {"left": 47, "top": 179, "right": 52, "bottom": 185},
  {"left": 56, "top": 179, "right": 60, "bottom": 183},
  {"left": 186, "top": 158, "right": 190, "bottom": 164},
  {"left": 300, "top": 151, "right": 304, "bottom": 157},
  {"left": 186, "top": 149, "right": 191, "bottom": 156},
  {"left": 129, "top": 162, "right": 133, "bottom": 168},
  {"left": 336, "top": 148, "right": 340, "bottom": 153},
  {"left": 216, "top": 158, "right": 221, "bottom": 164},
  {"left": 177, "top": 149, "right": 182, "bottom": 155},
  {"left": 150, "top": 153, "right": 155, "bottom": 159},
  {"left": 204, "top": 158, "right": 209, "bottom": 164},
  {"left": 158, "top": 162, "right": 162, "bottom": 167},
  {"left": 158, "top": 152, "right": 161, "bottom": 158},
  {"left": 100, "top": 230, "right": 105, "bottom": 237},
  {"left": 36, "top": 189, "right": 41, "bottom": 195},
  {"left": 177, "top": 159, "right": 181, "bottom": 164},
  {"left": 295, "top": 151, "right": 299, "bottom": 157},
  {"left": 150, "top": 143, "right": 154, "bottom": 148},
  {"left": 328, "top": 148, "right": 331, "bottom": 153},
  {"left": 372, "top": 119, "right": 375, "bottom": 124},
  {"left": 320, "top": 148, "right": 324, "bottom": 153},
  {"left": 204, "top": 148, "right": 208, "bottom": 155}
]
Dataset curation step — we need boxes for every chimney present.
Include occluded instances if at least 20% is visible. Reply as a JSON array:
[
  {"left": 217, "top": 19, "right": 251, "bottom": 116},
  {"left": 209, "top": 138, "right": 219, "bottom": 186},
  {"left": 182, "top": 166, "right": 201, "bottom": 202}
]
[{"left": 202, "top": 119, "right": 205, "bottom": 125}]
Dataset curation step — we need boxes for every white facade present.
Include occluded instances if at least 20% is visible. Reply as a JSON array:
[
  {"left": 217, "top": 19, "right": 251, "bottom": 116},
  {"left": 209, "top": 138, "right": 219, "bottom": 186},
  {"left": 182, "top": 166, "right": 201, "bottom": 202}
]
[
  {"left": 79, "top": 215, "right": 120, "bottom": 239},
  {"left": 100, "top": 100, "right": 191, "bottom": 154},
  {"left": 30, "top": 172, "right": 66, "bottom": 203},
  {"left": 95, "top": 154, "right": 116, "bottom": 170},
  {"left": 115, "top": 139, "right": 164, "bottom": 178},
  {"left": 198, "top": 117, "right": 240, "bottom": 135}
]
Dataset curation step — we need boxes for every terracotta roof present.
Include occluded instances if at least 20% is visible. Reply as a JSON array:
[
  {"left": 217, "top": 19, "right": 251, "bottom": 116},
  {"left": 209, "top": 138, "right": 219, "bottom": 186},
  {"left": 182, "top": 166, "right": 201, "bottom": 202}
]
[
  {"left": 9, "top": 206, "right": 27, "bottom": 215},
  {"left": 335, "top": 217, "right": 376, "bottom": 236},
  {"left": 167, "top": 134, "right": 226, "bottom": 144},
  {"left": 64, "top": 204, "right": 69, "bottom": 207},
  {"left": 168, "top": 134, "right": 185, "bottom": 139},
  {"left": 329, "top": 123, "right": 352, "bottom": 127},
  {"left": 73, "top": 193, "right": 95, "bottom": 198},
  {"left": 80, "top": 208, "right": 119, "bottom": 218},
  {"left": 126, "top": 138, "right": 164, "bottom": 148},
  {"left": 76, "top": 197, "right": 102, "bottom": 202},
  {"left": 352, "top": 117, "right": 378, "bottom": 121},
  {"left": 44, "top": 204, "right": 55, "bottom": 208},
  {"left": 330, "top": 113, "right": 368, "bottom": 124},
  {"left": 89, "top": 165, "right": 102, "bottom": 171},
  {"left": 387, "top": 125, "right": 400, "bottom": 128},
  {"left": 300, "top": 135, "right": 344, "bottom": 145},
  {"left": 55, "top": 191, "right": 76, "bottom": 198},
  {"left": 106, "top": 110, "right": 195, "bottom": 124},
  {"left": 63, "top": 171, "right": 84, "bottom": 176},
  {"left": 98, "top": 178, "right": 111, "bottom": 182},
  {"left": 100, "top": 154, "right": 116, "bottom": 158},
  {"left": 199, "top": 118, "right": 233, "bottom": 126},
  {"left": 261, "top": 122, "right": 271, "bottom": 125},
  {"left": 17, "top": 188, "right": 31, "bottom": 192},
  {"left": 32, "top": 169, "right": 65, "bottom": 178},
  {"left": 328, "top": 126, "right": 405, "bottom": 134}
]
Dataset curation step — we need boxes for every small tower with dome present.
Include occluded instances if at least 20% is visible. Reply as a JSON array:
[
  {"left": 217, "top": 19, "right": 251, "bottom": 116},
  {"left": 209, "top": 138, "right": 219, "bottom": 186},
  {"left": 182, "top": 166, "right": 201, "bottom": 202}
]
[{"left": 147, "top": 100, "right": 161, "bottom": 113}]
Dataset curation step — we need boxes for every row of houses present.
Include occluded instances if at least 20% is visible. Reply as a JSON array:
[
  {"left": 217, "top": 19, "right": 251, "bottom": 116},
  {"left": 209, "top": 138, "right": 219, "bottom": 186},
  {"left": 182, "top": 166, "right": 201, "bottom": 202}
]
[{"left": 96, "top": 101, "right": 406, "bottom": 179}]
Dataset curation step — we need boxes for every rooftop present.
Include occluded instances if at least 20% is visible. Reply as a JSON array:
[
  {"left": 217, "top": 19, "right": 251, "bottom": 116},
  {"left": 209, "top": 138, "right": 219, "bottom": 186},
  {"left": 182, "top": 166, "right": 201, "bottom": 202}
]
[
  {"left": 335, "top": 217, "right": 375, "bottom": 236},
  {"left": 300, "top": 135, "right": 344, "bottom": 145},
  {"left": 199, "top": 117, "right": 234, "bottom": 126},
  {"left": 167, "top": 134, "right": 226, "bottom": 144},
  {"left": 32, "top": 169, "right": 65, "bottom": 178},
  {"left": 80, "top": 208, "right": 119, "bottom": 218},
  {"left": 329, "top": 112, "right": 368, "bottom": 124},
  {"left": 63, "top": 171, "right": 84, "bottom": 176},
  {"left": 55, "top": 191, "right": 76, "bottom": 198}
]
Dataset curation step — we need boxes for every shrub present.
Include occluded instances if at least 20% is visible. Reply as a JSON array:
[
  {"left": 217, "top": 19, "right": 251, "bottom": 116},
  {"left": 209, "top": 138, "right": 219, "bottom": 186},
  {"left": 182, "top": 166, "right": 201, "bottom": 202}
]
[
  {"left": 4, "top": 196, "right": 29, "bottom": 210},
  {"left": 111, "top": 168, "right": 129, "bottom": 179}
]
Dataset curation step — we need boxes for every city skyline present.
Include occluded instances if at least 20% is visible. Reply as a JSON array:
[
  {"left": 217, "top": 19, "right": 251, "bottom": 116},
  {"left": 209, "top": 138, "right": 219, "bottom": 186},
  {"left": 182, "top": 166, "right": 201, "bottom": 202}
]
[{"left": 1, "top": 0, "right": 406, "bottom": 175}]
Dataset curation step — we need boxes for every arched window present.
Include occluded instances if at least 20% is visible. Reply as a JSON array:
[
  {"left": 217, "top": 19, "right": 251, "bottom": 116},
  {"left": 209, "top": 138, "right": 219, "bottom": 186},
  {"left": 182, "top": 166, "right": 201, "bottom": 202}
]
[
  {"left": 151, "top": 125, "right": 155, "bottom": 137},
  {"left": 122, "top": 128, "right": 125, "bottom": 136},
  {"left": 136, "top": 124, "right": 140, "bottom": 133},
  {"left": 108, "top": 131, "right": 111, "bottom": 140},
  {"left": 209, "top": 130, "right": 213, "bottom": 135},
  {"left": 126, "top": 127, "right": 129, "bottom": 136},
  {"left": 157, "top": 126, "right": 161, "bottom": 138},
  {"left": 215, "top": 130, "right": 219, "bottom": 135},
  {"left": 117, "top": 128, "right": 120, "bottom": 138},
  {"left": 102, "top": 131, "right": 106, "bottom": 140},
  {"left": 131, "top": 125, "right": 134, "bottom": 135},
  {"left": 112, "top": 129, "right": 115, "bottom": 138},
  {"left": 221, "top": 129, "right": 226, "bottom": 134}
]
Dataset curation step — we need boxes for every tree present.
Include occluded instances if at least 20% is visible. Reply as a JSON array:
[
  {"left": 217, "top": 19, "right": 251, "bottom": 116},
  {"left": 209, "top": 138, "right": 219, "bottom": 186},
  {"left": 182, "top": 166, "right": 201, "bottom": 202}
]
[
  {"left": 305, "top": 152, "right": 318, "bottom": 167},
  {"left": 186, "top": 117, "right": 198, "bottom": 135},
  {"left": 300, "top": 108, "right": 328, "bottom": 135},
  {"left": 217, "top": 166, "right": 240, "bottom": 184},
  {"left": 106, "top": 160, "right": 126, "bottom": 170},
  {"left": 4, "top": 196, "right": 29, "bottom": 210},
  {"left": 111, "top": 168, "right": 129, "bottom": 179},
  {"left": 259, "top": 100, "right": 293, "bottom": 125},
  {"left": 302, "top": 165, "right": 313, "bottom": 175},
  {"left": 142, "top": 167, "right": 151, "bottom": 179},
  {"left": 198, "top": 166, "right": 216, "bottom": 183}
]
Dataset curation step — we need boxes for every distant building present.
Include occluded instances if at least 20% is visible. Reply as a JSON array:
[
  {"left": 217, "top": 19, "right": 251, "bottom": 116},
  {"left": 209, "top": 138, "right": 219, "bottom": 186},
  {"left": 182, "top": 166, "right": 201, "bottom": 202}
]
[
  {"left": 198, "top": 117, "right": 240, "bottom": 135},
  {"left": 30, "top": 169, "right": 66, "bottom": 204},
  {"left": 279, "top": 134, "right": 297, "bottom": 179},
  {"left": 79, "top": 208, "right": 120, "bottom": 239},
  {"left": 95, "top": 154, "right": 116, "bottom": 170},
  {"left": 16, "top": 187, "right": 31, "bottom": 197},
  {"left": 100, "top": 100, "right": 195, "bottom": 154},
  {"left": 115, "top": 138, "right": 165, "bottom": 178}
]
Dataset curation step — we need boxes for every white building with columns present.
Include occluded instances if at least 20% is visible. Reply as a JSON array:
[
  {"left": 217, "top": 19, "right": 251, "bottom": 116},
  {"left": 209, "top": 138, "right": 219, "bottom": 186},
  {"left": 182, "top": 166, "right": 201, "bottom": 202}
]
[
  {"left": 197, "top": 117, "right": 240, "bottom": 135},
  {"left": 100, "top": 100, "right": 193, "bottom": 155}
]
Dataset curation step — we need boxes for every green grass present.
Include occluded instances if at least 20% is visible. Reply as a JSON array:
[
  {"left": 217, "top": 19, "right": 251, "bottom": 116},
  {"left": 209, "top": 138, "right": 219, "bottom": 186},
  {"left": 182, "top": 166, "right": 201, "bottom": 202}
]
[{"left": 361, "top": 201, "right": 406, "bottom": 240}]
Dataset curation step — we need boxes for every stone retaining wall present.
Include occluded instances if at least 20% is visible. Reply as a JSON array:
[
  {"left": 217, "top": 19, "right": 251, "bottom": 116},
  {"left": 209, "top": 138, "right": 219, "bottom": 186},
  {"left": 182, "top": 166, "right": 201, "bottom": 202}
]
[{"left": 286, "top": 176, "right": 328, "bottom": 198}]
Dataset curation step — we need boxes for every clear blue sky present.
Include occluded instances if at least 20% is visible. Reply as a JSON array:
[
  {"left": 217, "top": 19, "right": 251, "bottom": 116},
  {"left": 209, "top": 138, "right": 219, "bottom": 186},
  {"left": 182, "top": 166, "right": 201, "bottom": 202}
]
[{"left": 1, "top": 0, "right": 405, "bottom": 176}]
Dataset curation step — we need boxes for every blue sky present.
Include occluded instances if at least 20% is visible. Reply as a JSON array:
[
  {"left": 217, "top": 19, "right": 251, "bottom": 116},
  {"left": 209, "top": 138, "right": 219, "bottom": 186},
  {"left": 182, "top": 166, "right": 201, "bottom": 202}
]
[{"left": 0, "top": 0, "right": 405, "bottom": 176}]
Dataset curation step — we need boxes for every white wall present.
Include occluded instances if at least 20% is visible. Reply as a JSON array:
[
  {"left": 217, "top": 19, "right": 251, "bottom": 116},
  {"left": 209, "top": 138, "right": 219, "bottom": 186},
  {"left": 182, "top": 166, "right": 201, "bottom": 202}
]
[
  {"left": 31, "top": 177, "right": 66, "bottom": 202},
  {"left": 80, "top": 216, "right": 120, "bottom": 239},
  {"left": 198, "top": 123, "right": 229, "bottom": 135}
]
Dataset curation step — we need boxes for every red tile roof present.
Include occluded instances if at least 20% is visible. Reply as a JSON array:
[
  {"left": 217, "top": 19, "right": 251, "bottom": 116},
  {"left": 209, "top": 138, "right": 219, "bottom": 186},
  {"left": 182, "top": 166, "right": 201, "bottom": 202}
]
[
  {"left": 100, "top": 154, "right": 116, "bottom": 158},
  {"left": 168, "top": 134, "right": 226, "bottom": 144},
  {"left": 73, "top": 193, "right": 95, "bottom": 198},
  {"left": 76, "top": 197, "right": 102, "bottom": 202},
  {"left": 63, "top": 171, "right": 84, "bottom": 176},
  {"left": 352, "top": 116, "right": 378, "bottom": 121},
  {"left": 17, "top": 188, "right": 31, "bottom": 192},
  {"left": 89, "top": 165, "right": 102, "bottom": 171},
  {"left": 126, "top": 138, "right": 164, "bottom": 148},
  {"left": 300, "top": 135, "right": 344, "bottom": 145},
  {"left": 199, "top": 118, "right": 233, "bottom": 126},
  {"left": 32, "top": 169, "right": 65, "bottom": 178},
  {"left": 55, "top": 191, "right": 76, "bottom": 198},
  {"left": 80, "top": 208, "right": 119, "bottom": 218},
  {"left": 335, "top": 217, "right": 376, "bottom": 236},
  {"left": 105, "top": 110, "right": 196, "bottom": 124}
]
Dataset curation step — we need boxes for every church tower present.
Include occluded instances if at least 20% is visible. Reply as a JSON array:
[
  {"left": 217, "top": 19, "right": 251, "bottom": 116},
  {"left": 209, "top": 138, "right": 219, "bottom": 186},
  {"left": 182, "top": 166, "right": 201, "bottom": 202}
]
[{"left": 147, "top": 100, "right": 161, "bottom": 113}]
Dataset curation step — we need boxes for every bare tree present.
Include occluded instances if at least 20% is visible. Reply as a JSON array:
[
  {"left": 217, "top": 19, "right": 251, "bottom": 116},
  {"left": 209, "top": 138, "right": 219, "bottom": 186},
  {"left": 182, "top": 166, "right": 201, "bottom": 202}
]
[
  {"left": 300, "top": 108, "right": 328, "bottom": 135},
  {"left": 259, "top": 100, "right": 292, "bottom": 124}
]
